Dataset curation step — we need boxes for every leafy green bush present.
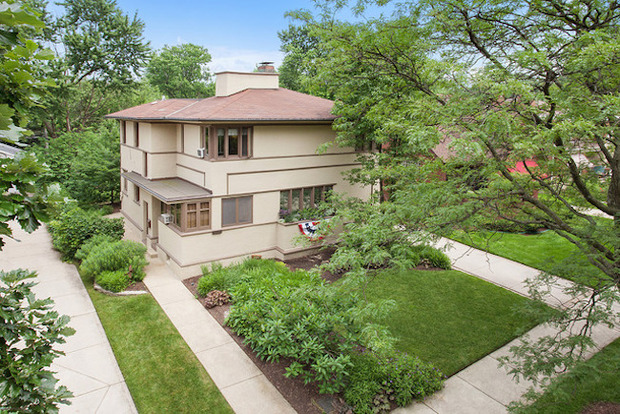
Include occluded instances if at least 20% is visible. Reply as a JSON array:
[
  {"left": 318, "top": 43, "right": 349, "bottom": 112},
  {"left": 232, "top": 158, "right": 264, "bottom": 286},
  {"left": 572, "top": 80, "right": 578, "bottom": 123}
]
[
  {"left": 345, "top": 350, "right": 444, "bottom": 413},
  {"left": 221, "top": 259, "right": 445, "bottom": 405},
  {"left": 74, "top": 234, "right": 116, "bottom": 261},
  {"left": 197, "top": 258, "right": 284, "bottom": 296},
  {"left": 411, "top": 245, "right": 452, "bottom": 270},
  {"left": 0, "top": 269, "right": 75, "bottom": 413},
  {"left": 48, "top": 206, "right": 124, "bottom": 259},
  {"left": 80, "top": 240, "right": 148, "bottom": 282},
  {"left": 96, "top": 269, "right": 131, "bottom": 292}
]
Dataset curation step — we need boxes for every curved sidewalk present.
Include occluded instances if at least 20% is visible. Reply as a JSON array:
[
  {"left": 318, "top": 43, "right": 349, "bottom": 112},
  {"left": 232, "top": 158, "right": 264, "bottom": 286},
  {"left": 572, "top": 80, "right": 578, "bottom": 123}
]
[
  {"left": 393, "top": 238, "right": 620, "bottom": 414},
  {"left": 0, "top": 223, "right": 137, "bottom": 414}
]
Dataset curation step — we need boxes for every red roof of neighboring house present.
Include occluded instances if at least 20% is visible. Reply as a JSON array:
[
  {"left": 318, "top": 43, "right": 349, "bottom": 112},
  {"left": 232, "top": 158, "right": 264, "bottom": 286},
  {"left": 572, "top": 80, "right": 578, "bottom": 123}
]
[
  {"left": 105, "top": 88, "right": 336, "bottom": 122},
  {"left": 508, "top": 159, "right": 539, "bottom": 174}
]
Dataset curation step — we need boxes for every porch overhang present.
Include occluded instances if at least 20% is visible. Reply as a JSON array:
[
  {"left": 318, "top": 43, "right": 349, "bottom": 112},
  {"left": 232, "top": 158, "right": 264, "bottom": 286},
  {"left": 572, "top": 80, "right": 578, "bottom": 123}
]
[{"left": 122, "top": 172, "right": 212, "bottom": 203}]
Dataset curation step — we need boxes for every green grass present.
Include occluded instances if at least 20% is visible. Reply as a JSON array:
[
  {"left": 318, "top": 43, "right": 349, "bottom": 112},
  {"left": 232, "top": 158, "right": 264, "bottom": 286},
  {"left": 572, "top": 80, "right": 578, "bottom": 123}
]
[
  {"left": 79, "top": 271, "right": 232, "bottom": 414},
  {"left": 365, "top": 269, "right": 547, "bottom": 376},
  {"left": 522, "top": 338, "right": 620, "bottom": 413},
  {"left": 451, "top": 230, "right": 607, "bottom": 286}
]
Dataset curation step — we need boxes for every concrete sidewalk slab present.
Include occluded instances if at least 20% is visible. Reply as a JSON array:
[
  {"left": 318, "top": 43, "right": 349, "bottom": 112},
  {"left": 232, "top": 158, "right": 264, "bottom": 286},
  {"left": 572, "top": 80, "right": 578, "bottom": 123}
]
[
  {"left": 0, "top": 223, "right": 137, "bottom": 414},
  {"left": 142, "top": 258, "right": 296, "bottom": 414}
]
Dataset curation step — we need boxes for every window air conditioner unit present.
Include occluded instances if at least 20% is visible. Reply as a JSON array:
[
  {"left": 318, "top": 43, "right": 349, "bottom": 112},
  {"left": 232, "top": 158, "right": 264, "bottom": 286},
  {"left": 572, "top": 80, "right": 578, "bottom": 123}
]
[
  {"left": 197, "top": 148, "right": 206, "bottom": 158},
  {"left": 161, "top": 213, "right": 173, "bottom": 224}
]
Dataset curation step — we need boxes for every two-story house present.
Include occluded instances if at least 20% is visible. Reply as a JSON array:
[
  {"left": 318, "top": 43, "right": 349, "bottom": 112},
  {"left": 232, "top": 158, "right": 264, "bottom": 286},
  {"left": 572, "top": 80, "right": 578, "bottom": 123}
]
[{"left": 107, "top": 67, "right": 372, "bottom": 278}]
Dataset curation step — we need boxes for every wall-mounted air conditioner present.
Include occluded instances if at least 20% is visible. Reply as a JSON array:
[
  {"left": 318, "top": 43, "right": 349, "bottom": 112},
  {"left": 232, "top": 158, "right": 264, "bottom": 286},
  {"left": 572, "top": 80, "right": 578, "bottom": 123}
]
[
  {"left": 197, "top": 148, "right": 206, "bottom": 158},
  {"left": 161, "top": 214, "right": 173, "bottom": 224}
]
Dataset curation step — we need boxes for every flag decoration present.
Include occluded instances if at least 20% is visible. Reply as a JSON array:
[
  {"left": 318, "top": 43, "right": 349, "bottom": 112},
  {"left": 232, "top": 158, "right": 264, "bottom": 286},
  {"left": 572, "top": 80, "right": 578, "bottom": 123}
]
[{"left": 298, "top": 221, "right": 323, "bottom": 240}]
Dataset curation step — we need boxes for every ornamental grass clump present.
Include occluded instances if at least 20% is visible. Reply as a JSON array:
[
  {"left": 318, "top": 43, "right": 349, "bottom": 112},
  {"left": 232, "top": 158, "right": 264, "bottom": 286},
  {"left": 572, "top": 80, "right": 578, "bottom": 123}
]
[{"left": 218, "top": 259, "right": 445, "bottom": 410}]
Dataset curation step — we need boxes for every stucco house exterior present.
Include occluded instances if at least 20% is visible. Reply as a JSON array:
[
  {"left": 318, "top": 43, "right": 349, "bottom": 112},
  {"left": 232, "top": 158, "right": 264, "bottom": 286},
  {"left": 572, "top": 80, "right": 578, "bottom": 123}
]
[{"left": 106, "top": 68, "right": 372, "bottom": 278}]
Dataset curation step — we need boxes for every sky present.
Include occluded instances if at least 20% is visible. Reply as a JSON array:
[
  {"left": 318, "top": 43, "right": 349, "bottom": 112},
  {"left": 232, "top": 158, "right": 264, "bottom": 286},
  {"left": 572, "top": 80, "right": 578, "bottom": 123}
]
[{"left": 109, "top": 0, "right": 317, "bottom": 73}]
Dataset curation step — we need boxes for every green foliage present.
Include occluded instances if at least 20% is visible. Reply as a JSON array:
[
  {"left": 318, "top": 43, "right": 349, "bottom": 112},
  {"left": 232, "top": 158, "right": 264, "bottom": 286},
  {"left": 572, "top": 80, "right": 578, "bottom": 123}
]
[
  {"left": 0, "top": 153, "right": 59, "bottom": 249},
  {"left": 35, "top": 0, "right": 151, "bottom": 135},
  {"left": 0, "top": 0, "right": 53, "bottom": 136},
  {"left": 35, "top": 125, "right": 120, "bottom": 205},
  {"left": 277, "top": 24, "right": 329, "bottom": 97},
  {"left": 96, "top": 269, "right": 130, "bottom": 293},
  {"left": 0, "top": 269, "right": 75, "bottom": 413},
  {"left": 410, "top": 245, "right": 451, "bottom": 270},
  {"left": 345, "top": 350, "right": 444, "bottom": 413},
  {"left": 146, "top": 43, "right": 213, "bottom": 98},
  {"left": 47, "top": 205, "right": 124, "bottom": 259},
  {"left": 74, "top": 233, "right": 115, "bottom": 261},
  {"left": 80, "top": 239, "right": 147, "bottom": 283},
  {"left": 197, "top": 258, "right": 279, "bottom": 296}
]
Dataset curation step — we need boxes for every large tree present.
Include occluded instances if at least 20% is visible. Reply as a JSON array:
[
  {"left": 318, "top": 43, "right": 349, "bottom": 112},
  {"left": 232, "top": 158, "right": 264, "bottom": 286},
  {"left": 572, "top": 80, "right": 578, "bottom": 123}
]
[
  {"left": 39, "top": 0, "right": 150, "bottom": 136},
  {"left": 296, "top": 0, "right": 620, "bottom": 406},
  {"left": 146, "top": 43, "right": 213, "bottom": 98}
]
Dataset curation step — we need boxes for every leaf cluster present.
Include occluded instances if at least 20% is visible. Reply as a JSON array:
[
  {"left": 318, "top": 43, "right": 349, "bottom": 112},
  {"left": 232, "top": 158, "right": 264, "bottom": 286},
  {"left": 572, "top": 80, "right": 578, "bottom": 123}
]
[{"left": 0, "top": 268, "right": 75, "bottom": 413}]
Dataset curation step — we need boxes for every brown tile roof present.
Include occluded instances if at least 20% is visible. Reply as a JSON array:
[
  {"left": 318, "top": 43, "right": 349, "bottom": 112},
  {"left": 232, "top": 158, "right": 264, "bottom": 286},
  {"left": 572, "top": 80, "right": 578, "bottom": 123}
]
[{"left": 106, "top": 88, "right": 336, "bottom": 122}]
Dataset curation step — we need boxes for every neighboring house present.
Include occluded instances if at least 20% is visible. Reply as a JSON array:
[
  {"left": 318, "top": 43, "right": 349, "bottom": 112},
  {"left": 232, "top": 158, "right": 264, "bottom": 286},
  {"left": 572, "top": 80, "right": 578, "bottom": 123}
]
[{"left": 106, "top": 67, "right": 372, "bottom": 278}]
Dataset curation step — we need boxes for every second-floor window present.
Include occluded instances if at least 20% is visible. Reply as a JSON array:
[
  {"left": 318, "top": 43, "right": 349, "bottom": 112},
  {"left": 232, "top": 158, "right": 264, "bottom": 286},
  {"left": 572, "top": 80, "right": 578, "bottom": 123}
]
[
  {"left": 280, "top": 185, "right": 333, "bottom": 216},
  {"left": 215, "top": 127, "right": 251, "bottom": 159}
]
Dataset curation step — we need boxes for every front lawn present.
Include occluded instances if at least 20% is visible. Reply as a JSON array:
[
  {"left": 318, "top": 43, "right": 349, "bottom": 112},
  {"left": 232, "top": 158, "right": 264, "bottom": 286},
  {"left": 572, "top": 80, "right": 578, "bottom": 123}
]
[
  {"left": 451, "top": 230, "right": 607, "bottom": 286},
  {"left": 522, "top": 338, "right": 620, "bottom": 414},
  {"left": 82, "top": 279, "right": 232, "bottom": 414},
  {"left": 364, "top": 269, "right": 547, "bottom": 375}
]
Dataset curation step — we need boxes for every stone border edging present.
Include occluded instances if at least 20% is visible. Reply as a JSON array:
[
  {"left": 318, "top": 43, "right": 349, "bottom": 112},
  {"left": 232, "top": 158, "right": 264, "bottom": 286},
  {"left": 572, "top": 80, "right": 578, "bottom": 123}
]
[{"left": 93, "top": 283, "right": 149, "bottom": 296}]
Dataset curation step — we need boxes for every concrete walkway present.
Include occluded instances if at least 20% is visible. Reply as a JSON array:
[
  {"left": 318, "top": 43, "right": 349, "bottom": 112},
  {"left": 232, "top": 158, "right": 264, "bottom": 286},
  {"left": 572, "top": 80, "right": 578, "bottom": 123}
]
[
  {"left": 0, "top": 223, "right": 137, "bottom": 414},
  {"left": 393, "top": 238, "right": 620, "bottom": 414},
  {"left": 141, "top": 259, "right": 296, "bottom": 414}
]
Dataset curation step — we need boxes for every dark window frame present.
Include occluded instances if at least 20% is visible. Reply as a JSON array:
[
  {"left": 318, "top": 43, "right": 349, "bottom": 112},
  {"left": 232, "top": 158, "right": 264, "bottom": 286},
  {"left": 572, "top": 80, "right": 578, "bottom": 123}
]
[
  {"left": 120, "top": 121, "right": 126, "bottom": 144},
  {"left": 279, "top": 185, "right": 334, "bottom": 216},
  {"left": 135, "top": 122, "right": 140, "bottom": 147},
  {"left": 209, "top": 126, "right": 252, "bottom": 160},
  {"left": 222, "top": 196, "right": 253, "bottom": 227},
  {"left": 161, "top": 199, "right": 211, "bottom": 232}
]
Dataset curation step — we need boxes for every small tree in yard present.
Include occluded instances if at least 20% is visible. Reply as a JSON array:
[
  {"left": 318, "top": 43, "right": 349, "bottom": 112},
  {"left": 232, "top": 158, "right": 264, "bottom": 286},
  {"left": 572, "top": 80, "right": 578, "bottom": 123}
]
[{"left": 0, "top": 269, "right": 75, "bottom": 413}]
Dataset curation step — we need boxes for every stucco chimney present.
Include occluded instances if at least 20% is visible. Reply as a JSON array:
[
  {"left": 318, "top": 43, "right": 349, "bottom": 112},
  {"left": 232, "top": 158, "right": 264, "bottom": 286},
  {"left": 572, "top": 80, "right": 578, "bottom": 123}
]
[{"left": 215, "top": 69, "right": 279, "bottom": 97}]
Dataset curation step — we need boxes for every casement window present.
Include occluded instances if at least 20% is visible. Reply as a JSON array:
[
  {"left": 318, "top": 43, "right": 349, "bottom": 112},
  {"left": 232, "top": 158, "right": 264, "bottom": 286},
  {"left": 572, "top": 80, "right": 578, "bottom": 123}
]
[
  {"left": 161, "top": 200, "right": 211, "bottom": 232},
  {"left": 135, "top": 122, "right": 140, "bottom": 147},
  {"left": 202, "top": 126, "right": 209, "bottom": 156},
  {"left": 120, "top": 121, "right": 126, "bottom": 144},
  {"left": 222, "top": 196, "right": 252, "bottom": 227},
  {"left": 279, "top": 185, "right": 333, "bottom": 215},
  {"left": 122, "top": 170, "right": 128, "bottom": 194},
  {"left": 215, "top": 126, "right": 251, "bottom": 159}
]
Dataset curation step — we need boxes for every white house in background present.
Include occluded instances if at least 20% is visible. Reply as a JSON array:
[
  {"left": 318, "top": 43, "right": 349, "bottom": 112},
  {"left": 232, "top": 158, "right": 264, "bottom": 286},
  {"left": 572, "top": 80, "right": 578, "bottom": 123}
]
[{"left": 106, "top": 65, "right": 372, "bottom": 279}]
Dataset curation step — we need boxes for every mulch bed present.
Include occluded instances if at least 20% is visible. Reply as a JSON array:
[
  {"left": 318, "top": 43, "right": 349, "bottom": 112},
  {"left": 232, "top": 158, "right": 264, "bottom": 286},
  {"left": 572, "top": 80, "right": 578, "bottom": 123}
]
[
  {"left": 581, "top": 402, "right": 620, "bottom": 414},
  {"left": 125, "top": 280, "right": 147, "bottom": 292}
]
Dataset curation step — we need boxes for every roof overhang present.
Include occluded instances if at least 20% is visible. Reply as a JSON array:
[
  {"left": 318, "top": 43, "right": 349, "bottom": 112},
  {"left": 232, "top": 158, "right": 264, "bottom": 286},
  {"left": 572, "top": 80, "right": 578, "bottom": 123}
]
[{"left": 123, "top": 172, "right": 212, "bottom": 203}]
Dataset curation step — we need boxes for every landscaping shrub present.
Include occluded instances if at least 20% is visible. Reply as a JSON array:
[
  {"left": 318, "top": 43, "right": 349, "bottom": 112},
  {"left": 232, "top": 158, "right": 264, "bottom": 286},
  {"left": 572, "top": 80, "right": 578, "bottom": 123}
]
[
  {"left": 197, "top": 258, "right": 284, "bottom": 296},
  {"left": 48, "top": 206, "right": 124, "bottom": 259},
  {"left": 80, "top": 240, "right": 148, "bottom": 282},
  {"left": 220, "top": 259, "right": 445, "bottom": 405},
  {"left": 96, "top": 270, "right": 131, "bottom": 292},
  {"left": 411, "top": 245, "right": 452, "bottom": 270},
  {"left": 74, "top": 234, "right": 116, "bottom": 261},
  {"left": 345, "top": 350, "right": 444, "bottom": 414}
]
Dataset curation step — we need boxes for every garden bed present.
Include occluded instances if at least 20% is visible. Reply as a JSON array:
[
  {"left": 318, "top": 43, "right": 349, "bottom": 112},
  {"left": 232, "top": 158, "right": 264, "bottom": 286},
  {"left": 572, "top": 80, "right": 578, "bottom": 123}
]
[{"left": 183, "top": 274, "right": 348, "bottom": 414}]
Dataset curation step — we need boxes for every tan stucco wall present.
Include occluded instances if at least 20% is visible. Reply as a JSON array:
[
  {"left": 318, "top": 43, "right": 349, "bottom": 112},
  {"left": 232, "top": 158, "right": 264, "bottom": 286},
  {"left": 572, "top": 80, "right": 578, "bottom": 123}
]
[
  {"left": 252, "top": 125, "right": 349, "bottom": 158},
  {"left": 121, "top": 145, "right": 144, "bottom": 175},
  {"left": 119, "top": 120, "right": 373, "bottom": 278},
  {"left": 215, "top": 72, "right": 279, "bottom": 97}
]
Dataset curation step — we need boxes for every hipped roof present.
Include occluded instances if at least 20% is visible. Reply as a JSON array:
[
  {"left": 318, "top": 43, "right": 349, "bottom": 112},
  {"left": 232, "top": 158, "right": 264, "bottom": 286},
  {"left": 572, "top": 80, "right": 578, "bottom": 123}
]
[{"left": 106, "top": 88, "right": 336, "bottom": 123}]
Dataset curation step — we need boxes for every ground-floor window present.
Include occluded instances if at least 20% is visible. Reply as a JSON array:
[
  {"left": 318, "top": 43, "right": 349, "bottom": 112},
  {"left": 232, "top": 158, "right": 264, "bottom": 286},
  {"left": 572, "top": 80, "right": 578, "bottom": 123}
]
[
  {"left": 162, "top": 200, "right": 211, "bottom": 232},
  {"left": 279, "top": 185, "right": 333, "bottom": 217},
  {"left": 222, "top": 196, "right": 252, "bottom": 227}
]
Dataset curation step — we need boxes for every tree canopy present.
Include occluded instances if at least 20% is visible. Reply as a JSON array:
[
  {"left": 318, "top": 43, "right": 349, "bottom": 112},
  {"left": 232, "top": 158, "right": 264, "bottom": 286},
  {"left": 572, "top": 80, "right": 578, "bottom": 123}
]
[
  {"left": 295, "top": 0, "right": 620, "bottom": 404},
  {"left": 146, "top": 43, "right": 213, "bottom": 98}
]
